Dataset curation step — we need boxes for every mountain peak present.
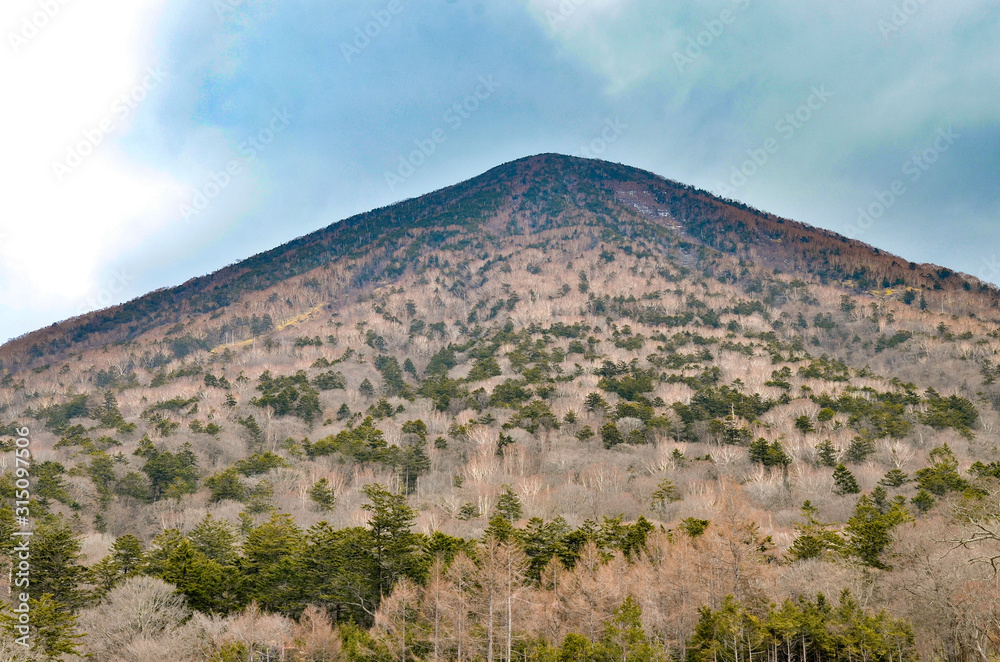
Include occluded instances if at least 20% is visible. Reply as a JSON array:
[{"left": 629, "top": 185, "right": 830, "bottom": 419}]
[{"left": 1, "top": 155, "right": 994, "bottom": 373}]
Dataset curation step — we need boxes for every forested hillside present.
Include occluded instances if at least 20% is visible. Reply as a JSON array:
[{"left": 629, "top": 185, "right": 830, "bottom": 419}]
[{"left": 1, "top": 154, "right": 999, "bottom": 661}]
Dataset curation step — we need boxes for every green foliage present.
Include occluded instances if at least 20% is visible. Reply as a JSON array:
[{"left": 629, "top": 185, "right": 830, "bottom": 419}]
[
  {"left": 313, "top": 370, "right": 347, "bottom": 390},
  {"left": 748, "top": 438, "right": 791, "bottom": 468},
  {"left": 375, "top": 354, "right": 407, "bottom": 396},
  {"left": 650, "top": 477, "right": 682, "bottom": 511},
  {"left": 0, "top": 594, "right": 85, "bottom": 659},
  {"left": 833, "top": 464, "right": 860, "bottom": 495},
  {"left": 362, "top": 483, "right": 423, "bottom": 598},
  {"left": 496, "top": 486, "right": 523, "bottom": 522},
  {"left": 680, "top": 517, "right": 710, "bottom": 537},
  {"left": 251, "top": 370, "right": 321, "bottom": 422},
  {"left": 28, "top": 514, "right": 89, "bottom": 610},
  {"left": 919, "top": 389, "right": 978, "bottom": 438},
  {"left": 309, "top": 478, "right": 338, "bottom": 511},
  {"left": 875, "top": 330, "right": 913, "bottom": 352},
  {"left": 815, "top": 440, "right": 838, "bottom": 467},
  {"left": 688, "top": 592, "right": 915, "bottom": 662},
  {"left": 914, "top": 444, "right": 968, "bottom": 496},
  {"left": 845, "top": 436, "right": 876, "bottom": 463},
  {"left": 205, "top": 468, "right": 247, "bottom": 503},
  {"left": 506, "top": 400, "right": 561, "bottom": 434},
  {"left": 234, "top": 451, "right": 290, "bottom": 476},
  {"left": 90, "top": 534, "right": 143, "bottom": 593},
  {"left": 135, "top": 437, "right": 199, "bottom": 501},
  {"left": 879, "top": 468, "right": 911, "bottom": 488},
  {"left": 794, "top": 415, "right": 815, "bottom": 434},
  {"left": 787, "top": 501, "right": 844, "bottom": 561},
  {"left": 190, "top": 514, "right": 240, "bottom": 565},
  {"left": 798, "top": 356, "right": 850, "bottom": 381},
  {"left": 36, "top": 394, "right": 90, "bottom": 433},
  {"left": 844, "top": 494, "right": 910, "bottom": 568},
  {"left": 468, "top": 356, "right": 502, "bottom": 381}
]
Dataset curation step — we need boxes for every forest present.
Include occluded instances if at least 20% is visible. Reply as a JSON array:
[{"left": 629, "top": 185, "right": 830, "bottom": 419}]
[{"left": 1, "top": 154, "right": 999, "bottom": 661}]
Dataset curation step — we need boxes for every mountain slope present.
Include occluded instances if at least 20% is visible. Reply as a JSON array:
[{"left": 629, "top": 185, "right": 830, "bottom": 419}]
[
  {"left": 2, "top": 153, "right": 995, "bottom": 373},
  {"left": 2, "top": 154, "right": 1000, "bottom": 660}
]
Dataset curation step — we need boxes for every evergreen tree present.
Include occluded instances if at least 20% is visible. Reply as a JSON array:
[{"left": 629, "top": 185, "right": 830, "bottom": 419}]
[
  {"left": 915, "top": 444, "right": 968, "bottom": 496},
  {"left": 788, "top": 501, "right": 845, "bottom": 561},
  {"left": 310, "top": 478, "right": 338, "bottom": 511},
  {"left": 361, "top": 483, "right": 422, "bottom": 597},
  {"left": 496, "top": 486, "right": 523, "bottom": 522},
  {"left": 749, "top": 438, "right": 791, "bottom": 468},
  {"left": 189, "top": 514, "right": 240, "bottom": 565},
  {"left": 31, "top": 514, "right": 89, "bottom": 610},
  {"left": 815, "top": 440, "right": 838, "bottom": 467},
  {"left": 911, "top": 489, "right": 936, "bottom": 513},
  {"left": 240, "top": 513, "right": 305, "bottom": 613},
  {"left": 90, "top": 534, "right": 143, "bottom": 593},
  {"left": 595, "top": 596, "right": 666, "bottom": 661},
  {"left": 0, "top": 594, "right": 85, "bottom": 659},
  {"left": 794, "top": 415, "right": 815, "bottom": 434},
  {"left": 833, "top": 464, "right": 861, "bottom": 495},
  {"left": 879, "top": 468, "right": 911, "bottom": 488},
  {"left": 844, "top": 494, "right": 910, "bottom": 569},
  {"left": 845, "top": 436, "right": 876, "bottom": 463},
  {"left": 359, "top": 378, "right": 376, "bottom": 399},
  {"left": 650, "top": 477, "right": 682, "bottom": 511},
  {"left": 584, "top": 392, "right": 608, "bottom": 413}
]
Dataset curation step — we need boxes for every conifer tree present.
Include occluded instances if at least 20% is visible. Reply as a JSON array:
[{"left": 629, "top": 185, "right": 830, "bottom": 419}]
[{"left": 832, "top": 464, "right": 861, "bottom": 495}]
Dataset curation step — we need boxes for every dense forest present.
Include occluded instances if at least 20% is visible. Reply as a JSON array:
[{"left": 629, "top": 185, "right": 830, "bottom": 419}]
[{"left": 1, "top": 154, "right": 999, "bottom": 661}]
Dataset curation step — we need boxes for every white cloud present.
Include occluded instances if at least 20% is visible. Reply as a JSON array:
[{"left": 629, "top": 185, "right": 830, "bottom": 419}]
[{"left": 0, "top": 0, "right": 180, "bottom": 334}]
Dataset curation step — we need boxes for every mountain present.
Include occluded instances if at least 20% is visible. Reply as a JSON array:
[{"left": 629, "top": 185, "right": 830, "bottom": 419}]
[
  {"left": 2, "top": 153, "right": 995, "bottom": 372},
  {"left": 2, "top": 154, "right": 999, "bottom": 660}
]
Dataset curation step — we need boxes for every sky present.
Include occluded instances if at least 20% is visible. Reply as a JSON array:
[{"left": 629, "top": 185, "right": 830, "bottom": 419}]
[{"left": 1, "top": 0, "right": 998, "bottom": 343}]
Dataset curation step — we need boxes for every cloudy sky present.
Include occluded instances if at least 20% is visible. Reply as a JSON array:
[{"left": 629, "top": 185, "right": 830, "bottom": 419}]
[{"left": 2, "top": 0, "right": 998, "bottom": 342}]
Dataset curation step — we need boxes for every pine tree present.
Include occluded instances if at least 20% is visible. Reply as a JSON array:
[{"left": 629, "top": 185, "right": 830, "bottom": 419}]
[
  {"left": 90, "top": 534, "right": 143, "bottom": 593},
  {"left": 845, "top": 436, "right": 876, "bottom": 463},
  {"left": 496, "top": 486, "right": 523, "bottom": 522},
  {"left": 911, "top": 489, "right": 936, "bottom": 513},
  {"left": 595, "top": 596, "right": 666, "bottom": 661},
  {"left": 359, "top": 378, "right": 376, "bottom": 399},
  {"left": 362, "top": 483, "right": 421, "bottom": 597},
  {"left": 0, "top": 594, "right": 85, "bottom": 659},
  {"left": 309, "top": 478, "right": 338, "bottom": 511},
  {"left": 844, "top": 494, "right": 910, "bottom": 568},
  {"left": 189, "top": 514, "right": 239, "bottom": 565},
  {"left": 31, "top": 514, "right": 89, "bottom": 610},
  {"left": 879, "top": 468, "right": 911, "bottom": 488},
  {"left": 788, "top": 500, "right": 845, "bottom": 561},
  {"left": 832, "top": 464, "right": 861, "bottom": 495},
  {"left": 650, "top": 477, "right": 682, "bottom": 511},
  {"left": 815, "top": 440, "right": 838, "bottom": 467},
  {"left": 915, "top": 444, "right": 968, "bottom": 496}
]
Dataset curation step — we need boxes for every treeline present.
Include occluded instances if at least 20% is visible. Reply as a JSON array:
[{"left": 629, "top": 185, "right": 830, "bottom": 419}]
[{"left": 0, "top": 481, "right": 935, "bottom": 661}]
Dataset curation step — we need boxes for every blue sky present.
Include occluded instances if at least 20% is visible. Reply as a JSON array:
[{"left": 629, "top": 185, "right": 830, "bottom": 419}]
[{"left": 2, "top": 0, "right": 998, "bottom": 342}]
